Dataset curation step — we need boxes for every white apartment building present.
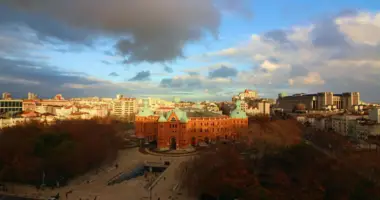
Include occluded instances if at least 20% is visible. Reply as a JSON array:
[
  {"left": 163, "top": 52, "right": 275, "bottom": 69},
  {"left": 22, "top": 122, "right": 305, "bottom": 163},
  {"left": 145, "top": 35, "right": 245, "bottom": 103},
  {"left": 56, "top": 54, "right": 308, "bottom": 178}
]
[
  {"left": 331, "top": 114, "right": 364, "bottom": 136},
  {"left": 355, "top": 120, "right": 380, "bottom": 140},
  {"left": 369, "top": 107, "right": 380, "bottom": 123},
  {"left": 111, "top": 98, "right": 137, "bottom": 119},
  {"left": 0, "top": 118, "right": 30, "bottom": 129},
  {"left": 245, "top": 100, "right": 271, "bottom": 116}
]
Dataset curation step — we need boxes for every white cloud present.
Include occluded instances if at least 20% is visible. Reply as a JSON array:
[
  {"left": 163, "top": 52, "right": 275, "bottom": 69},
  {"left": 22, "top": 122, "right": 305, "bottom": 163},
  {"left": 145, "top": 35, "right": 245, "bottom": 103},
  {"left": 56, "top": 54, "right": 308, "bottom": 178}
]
[
  {"left": 336, "top": 12, "right": 380, "bottom": 45},
  {"left": 201, "top": 11, "right": 380, "bottom": 101},
  {"left": 289, "top": 72, "right": 325, "bottom": 86}
]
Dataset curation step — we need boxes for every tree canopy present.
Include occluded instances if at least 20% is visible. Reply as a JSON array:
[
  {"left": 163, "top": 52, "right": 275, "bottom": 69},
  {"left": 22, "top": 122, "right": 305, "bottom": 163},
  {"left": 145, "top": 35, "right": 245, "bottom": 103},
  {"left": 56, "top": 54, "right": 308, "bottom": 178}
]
[{"left": 0, "top": 119, "right": 122, "bottom": 186}]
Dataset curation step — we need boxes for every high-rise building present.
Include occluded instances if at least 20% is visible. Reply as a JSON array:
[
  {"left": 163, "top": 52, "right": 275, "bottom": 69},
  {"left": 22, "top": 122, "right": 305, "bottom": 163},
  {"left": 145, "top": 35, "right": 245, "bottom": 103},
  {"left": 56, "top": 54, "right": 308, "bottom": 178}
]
[
  {"left": 116, "top": 94, "right": 123, "bottom": 100},
  {"left": 277, "top": 92, "right": 361, "bottom": 112},
  {"left": 2, "top": 92, "right": 11, "bottom": 100},
  {"left": 369, "top": 108, "right": 380, "bottom": 124},
  {"left": 28, "top": 92, "right": 38, "bottom": 100},
  {"left": 111, "top": 97, "right": 137, "bottom": 121},
  {"left": 54, "top": 94, "right": 64, "bottom": 100}
]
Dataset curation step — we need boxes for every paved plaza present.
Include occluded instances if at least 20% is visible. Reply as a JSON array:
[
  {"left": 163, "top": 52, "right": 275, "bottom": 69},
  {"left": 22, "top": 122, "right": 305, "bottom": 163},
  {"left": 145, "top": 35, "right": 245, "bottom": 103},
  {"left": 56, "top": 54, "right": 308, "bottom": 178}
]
[{"left": 1, "top": 148, "right": 195, "bottom": 200}]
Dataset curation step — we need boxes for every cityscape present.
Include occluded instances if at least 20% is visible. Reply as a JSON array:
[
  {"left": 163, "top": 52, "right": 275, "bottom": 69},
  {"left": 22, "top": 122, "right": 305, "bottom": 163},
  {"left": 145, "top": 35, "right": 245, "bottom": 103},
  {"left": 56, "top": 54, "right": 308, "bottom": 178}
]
[{"left": 1, "top": 1, "right": 380, "bottom": 200}]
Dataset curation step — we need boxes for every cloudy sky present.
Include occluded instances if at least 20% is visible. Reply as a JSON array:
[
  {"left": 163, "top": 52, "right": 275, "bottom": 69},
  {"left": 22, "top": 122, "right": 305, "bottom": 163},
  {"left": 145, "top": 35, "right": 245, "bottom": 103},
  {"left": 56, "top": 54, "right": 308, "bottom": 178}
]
[{"left": 0, "top": 1, "right": 380, "bottom": 102}]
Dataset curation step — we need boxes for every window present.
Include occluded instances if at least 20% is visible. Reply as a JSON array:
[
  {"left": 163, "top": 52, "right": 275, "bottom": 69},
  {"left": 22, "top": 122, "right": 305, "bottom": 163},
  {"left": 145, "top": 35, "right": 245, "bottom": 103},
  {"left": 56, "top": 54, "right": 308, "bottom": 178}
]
[{"left": 171, "top": 117, "right": 176, "bottom": 121}]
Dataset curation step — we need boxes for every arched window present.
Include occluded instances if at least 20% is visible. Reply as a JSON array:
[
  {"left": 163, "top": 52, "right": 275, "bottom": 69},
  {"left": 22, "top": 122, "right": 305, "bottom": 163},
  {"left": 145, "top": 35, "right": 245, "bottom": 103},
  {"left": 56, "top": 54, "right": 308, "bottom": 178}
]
[{"left": 171, "top": 117, "right": 176, "bottom": 121}]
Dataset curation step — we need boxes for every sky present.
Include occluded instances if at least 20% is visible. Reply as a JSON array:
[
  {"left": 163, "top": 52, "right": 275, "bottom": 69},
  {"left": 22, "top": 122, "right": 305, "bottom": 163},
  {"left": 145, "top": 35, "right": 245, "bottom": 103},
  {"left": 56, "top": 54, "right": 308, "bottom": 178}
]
[{"left": 0, "top": 0, "right": 380, "bottom": 102}]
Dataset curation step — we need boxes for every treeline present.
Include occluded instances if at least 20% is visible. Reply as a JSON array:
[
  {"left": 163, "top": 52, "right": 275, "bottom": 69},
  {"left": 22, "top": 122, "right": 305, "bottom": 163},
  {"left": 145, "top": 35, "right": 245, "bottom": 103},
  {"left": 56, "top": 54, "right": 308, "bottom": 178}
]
[
  {"left": 180, "top": 119, "right": 380, "bottom": 200},
  {"left": 0, "top": 119, "right": 123, "bottom": 186}
]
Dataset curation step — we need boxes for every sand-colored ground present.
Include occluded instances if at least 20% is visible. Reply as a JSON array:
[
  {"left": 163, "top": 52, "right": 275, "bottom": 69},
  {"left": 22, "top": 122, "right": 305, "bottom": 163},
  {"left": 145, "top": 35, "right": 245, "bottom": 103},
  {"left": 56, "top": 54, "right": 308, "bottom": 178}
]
[{"left": 2, "top": 148, "right": 195, "bottom": 200}]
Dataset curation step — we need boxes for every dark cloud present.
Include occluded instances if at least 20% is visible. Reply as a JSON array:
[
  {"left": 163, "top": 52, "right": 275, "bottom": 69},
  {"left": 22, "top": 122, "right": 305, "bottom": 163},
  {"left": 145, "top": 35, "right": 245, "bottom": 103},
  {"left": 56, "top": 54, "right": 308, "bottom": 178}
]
[
  {"left": 108, "top": 72, "right": 119, "bottom": 77},
  {"left": 0, "top": 6, "right": 92, "bottom": 44},
  {"left": 311, "top": 18, "right": 350, "bottom": 48},
  {"left": 289, "top": 65, "right": 309, "bottom": 78},
  {"left": 188, "top": 72, "right": 200, "bottom": 76},
  {"left": 163, "top": 65, "right": 173, "bottom": 73},
  {"left": 159, "top": 77, "right": 202, "bottom": 89},
  {"left": 336, "top": 9, "right": 359, "bottom": 18},
  {"left": 102, "top": 60, "right": 112, "bottom": 65},
  {"left": 268, "top": 57, "right": 279, "bottom": 63},
  {"left": 1, "top": 0, "right": 251, "bottom": 63},
  {"left": 331, "top": 44, "right": 380, "bottom": 61},
  {"left": 128, "top": 71, "right": 151, "bottom": 81},
  {"left": 263, "top": 30, "right": 290, "bottom": 44},
  {"left": 104, "top": 50, "right": 115, "bottom": 56},
  {"left": 209, "top": 65, "right": 237, "bottom": 78},
  {"left": 0, "top": 57, "right": 101, "bottom": 98},
  {"left": 322, "top": 77, "right": 380, "bottom": 103}
]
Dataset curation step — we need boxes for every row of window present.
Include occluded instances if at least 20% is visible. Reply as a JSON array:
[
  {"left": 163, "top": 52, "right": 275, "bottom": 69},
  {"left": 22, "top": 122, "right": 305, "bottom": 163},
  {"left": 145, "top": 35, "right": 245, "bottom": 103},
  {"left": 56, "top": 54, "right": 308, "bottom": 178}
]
[
  {"left": 0, "top": 102, "right": 23, "bottom": 107},
  {"left": 191, "top": 128, "right": 228, "bottom": 133},
  {"left": 0, "top": 108, "right": 22, "bottom": 113}
]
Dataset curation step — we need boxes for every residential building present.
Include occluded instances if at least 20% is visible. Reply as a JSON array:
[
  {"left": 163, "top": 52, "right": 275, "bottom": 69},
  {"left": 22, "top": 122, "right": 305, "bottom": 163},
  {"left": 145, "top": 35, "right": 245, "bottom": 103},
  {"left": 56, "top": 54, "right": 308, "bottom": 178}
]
[
  {"left": 0, "top": 118, "right": 30, "bottom": 129},
  {"left": 369, "top": 107, "right": 380, "bottom": 123},
  {"left": 54, "top": 94, "right": 64, "bottom": 100},
  {"left": 277, "top": 92, "right": 361, "bottom": 112},
  {"left": 1, "top": 92, "right": 11, "bottom": 100},
  {"left": 112, "top": 97, "right": 137, "bottom": 120},
  {"left": 355, "top": 119, "right": 380, "bottom": 140},
  {"left": 27, "top": 92, "right": 38, "bottom": 100},
  {"left": 232, "top": 89, "right": 259, "bottom": 101},
  {"left": 135, "top": 99, "right": 248, "bottom": 150},
  {"left": 0, "top": 99, "right": 23, "bottom": 114},
  {"left": 245, "top": 100, "right": 271, "bottom": 116},
  {"left": 331, "top": 114, "right": 364, "bottom": 136},
  {"left": 35, "top": 105, "right": 56, "bottom": 115}
]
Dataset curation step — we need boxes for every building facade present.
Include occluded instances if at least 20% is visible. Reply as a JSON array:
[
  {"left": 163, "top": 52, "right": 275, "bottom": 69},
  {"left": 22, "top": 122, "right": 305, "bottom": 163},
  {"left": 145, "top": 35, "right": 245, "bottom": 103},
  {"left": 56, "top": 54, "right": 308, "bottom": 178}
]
[
  {"left": 277, "top": 92, "right": 361, "bottom": 112},
  {"left": 369, "top": 108, "right": 380, "bottom": 123},
  {"left": 135, "top": 99, "right": 249, "bottom": 150},
  {"left": 111, "top": 97, "right": 137, "bottom": 120},
  {"left": 232, "top": 89, "right": 259, "bottom": 101},
  {"left": 0, "top": 100, "right": 23, "bottom": 114}
]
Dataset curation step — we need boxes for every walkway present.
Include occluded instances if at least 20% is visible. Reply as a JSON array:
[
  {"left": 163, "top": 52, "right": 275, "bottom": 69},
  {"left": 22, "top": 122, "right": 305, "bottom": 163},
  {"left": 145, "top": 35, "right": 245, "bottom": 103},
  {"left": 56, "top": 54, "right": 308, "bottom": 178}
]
[
  {"left": 149, "top": 156, "right": 196, "bottom": 200},
  {"left": 1, "top": 148, "right": 196, "bottom": 200}
]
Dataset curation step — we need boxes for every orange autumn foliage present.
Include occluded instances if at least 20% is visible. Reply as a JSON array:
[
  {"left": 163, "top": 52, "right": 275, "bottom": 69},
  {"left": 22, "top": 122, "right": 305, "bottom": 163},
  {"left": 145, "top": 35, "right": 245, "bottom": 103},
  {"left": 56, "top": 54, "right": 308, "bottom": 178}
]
[{"left": 0, "top": 119, "right": 122, "bottom": 186}]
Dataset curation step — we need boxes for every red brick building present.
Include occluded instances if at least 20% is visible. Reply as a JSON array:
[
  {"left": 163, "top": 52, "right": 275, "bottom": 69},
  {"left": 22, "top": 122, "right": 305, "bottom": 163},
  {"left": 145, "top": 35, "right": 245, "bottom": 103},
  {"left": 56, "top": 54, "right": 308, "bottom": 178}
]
[{"left": 135, "top": 99, "right": 248, "bottom": 150}]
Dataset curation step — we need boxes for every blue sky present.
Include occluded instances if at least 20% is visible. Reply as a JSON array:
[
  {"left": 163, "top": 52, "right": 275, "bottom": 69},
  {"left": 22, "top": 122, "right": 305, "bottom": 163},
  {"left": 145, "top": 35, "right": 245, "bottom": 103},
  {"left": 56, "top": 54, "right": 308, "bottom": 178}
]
[{"left": 1, "top": 0, "right": 380, "bottom": 102}]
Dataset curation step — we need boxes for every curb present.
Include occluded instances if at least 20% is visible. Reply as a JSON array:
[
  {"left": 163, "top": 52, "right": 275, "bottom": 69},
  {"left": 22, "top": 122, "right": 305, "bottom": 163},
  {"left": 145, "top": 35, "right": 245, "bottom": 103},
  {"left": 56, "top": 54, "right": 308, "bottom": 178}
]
[{"left": 144, "top": 148, "right": 198, "bottom": 157}]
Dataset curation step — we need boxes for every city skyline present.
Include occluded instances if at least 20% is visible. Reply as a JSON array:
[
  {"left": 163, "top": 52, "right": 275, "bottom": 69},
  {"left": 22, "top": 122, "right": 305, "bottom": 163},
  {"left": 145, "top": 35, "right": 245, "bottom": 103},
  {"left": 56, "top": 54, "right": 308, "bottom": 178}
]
[{"left": 1, "top": 1, "right": 380, "bottom": 101}]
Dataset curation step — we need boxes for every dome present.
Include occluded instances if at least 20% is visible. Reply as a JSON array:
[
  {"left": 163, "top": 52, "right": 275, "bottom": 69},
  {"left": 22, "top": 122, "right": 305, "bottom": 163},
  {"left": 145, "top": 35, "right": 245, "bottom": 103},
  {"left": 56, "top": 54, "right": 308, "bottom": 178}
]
[
  {"left": 136, "top": 99, "right": 154, "bottom": 117},
  {"left": 294, "top": 103, "right": 306, "bottom": 111},
  {"left": 173, "top": 96, "right": 181, "bottom": 103},
  {"left": 230, "top": 100, "right": 247, "bottom": 119}
]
